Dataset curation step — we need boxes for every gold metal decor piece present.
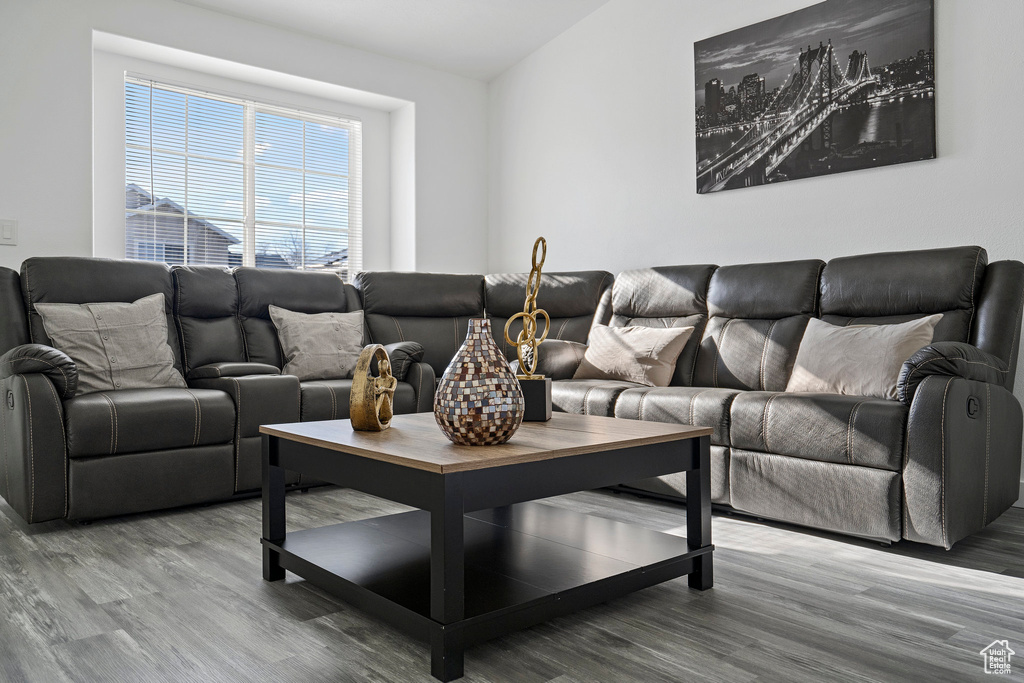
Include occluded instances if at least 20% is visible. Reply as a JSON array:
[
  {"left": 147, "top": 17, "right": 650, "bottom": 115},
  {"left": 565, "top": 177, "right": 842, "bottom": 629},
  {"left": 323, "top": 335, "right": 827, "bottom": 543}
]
[
  {"left": 349, "top": 344, "right": 397, "bottom": 431},
  {"left": 503, "top": 237, "right": 550, "bottom": 380}
]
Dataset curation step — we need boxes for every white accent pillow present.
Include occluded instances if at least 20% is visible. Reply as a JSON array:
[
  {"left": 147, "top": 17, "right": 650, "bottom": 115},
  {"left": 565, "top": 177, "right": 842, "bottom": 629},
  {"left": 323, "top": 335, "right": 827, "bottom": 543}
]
[
  {"left": 572, "top": 324, "right": 694, "bottom": 387},
  {"left": 786, "top": 315, "right": 942, "bottom": 400}
]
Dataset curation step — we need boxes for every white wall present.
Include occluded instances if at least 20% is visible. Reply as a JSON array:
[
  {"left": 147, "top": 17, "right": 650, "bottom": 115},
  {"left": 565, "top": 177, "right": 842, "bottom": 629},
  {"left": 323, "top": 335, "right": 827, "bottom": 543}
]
[
  {"left": 488, "top": 0, "right": 1024, "bottom": 504},
  {"left": 0, "top": 0, "right": 488, "bottom": 273}
]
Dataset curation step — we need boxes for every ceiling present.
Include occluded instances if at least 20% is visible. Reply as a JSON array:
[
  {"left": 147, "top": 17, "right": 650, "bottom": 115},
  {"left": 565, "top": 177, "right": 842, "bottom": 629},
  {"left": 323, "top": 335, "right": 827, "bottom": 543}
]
[{"left": 174, "top": 0, "right": 612, "bottom": 81}]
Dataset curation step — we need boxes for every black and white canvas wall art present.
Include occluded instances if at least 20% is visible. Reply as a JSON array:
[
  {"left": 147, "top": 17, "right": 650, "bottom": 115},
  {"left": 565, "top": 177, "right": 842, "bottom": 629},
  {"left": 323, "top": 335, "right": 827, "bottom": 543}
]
[{"left": 695, "top": 0, "right": 935, "bottom": 194}]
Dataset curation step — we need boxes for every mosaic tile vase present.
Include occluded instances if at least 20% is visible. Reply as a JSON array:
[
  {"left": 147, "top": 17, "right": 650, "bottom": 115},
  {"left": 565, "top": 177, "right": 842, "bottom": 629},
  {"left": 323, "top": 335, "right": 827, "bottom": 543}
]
[{"left": 434, "top": 318, "right": 525, "bottom": 446}]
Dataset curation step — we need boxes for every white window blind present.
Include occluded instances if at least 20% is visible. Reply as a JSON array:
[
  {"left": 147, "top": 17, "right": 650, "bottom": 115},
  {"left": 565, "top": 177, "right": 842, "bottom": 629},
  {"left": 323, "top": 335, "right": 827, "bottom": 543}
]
[{"left": 125, "top": 76, "right": 362, "bottom": 280}]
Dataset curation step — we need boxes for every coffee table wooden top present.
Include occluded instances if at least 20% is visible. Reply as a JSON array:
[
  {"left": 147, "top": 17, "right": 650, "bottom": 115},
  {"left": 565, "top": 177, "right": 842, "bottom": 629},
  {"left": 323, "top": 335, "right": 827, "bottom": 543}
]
[{"left": 260, "top": 412, "right": 711, "bottom": 474}]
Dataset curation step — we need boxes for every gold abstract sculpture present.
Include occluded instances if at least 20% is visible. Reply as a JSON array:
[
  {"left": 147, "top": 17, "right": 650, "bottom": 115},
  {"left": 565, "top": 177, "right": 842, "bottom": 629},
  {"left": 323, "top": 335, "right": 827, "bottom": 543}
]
[
  {"left": 503, "top": 237, "right": 550, "bottom": 379},
  {"left": 349, "top": 344, "right": 397, "bottom": 431}
]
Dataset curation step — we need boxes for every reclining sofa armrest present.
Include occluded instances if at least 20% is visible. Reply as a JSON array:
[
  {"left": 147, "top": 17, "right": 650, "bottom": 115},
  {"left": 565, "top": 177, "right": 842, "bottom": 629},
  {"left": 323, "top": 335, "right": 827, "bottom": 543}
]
[
  {"left": 405, "top": 361, "right": 436, "bottom": 413},
  {"left": 0, "top": 372, "right": 68, "bottom": 523},
  {"left": 188, "top": 362, "right": 280, "bottom": 380},
  {"left": 903, "top": 374, "right": 1023, "bottom": 548},
  {"left": 516, "top": 339, "right": 587, "bottom": 380},
  {"left": 189, "top": 373, "right": 300, "bottom": 438},
  {"left": 0, "top": 343, "right": 78, "bottom": 399},
  {"left": 898, "top": 342, "right": 1012, "bottom": 406},
  {"left": 383, "top": 342, "right": 425, "bottom": 382}
]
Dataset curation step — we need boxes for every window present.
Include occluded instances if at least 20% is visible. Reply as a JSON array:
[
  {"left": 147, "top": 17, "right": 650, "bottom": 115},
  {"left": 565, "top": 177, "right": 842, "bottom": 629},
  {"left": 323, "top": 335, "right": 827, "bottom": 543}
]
[{"left": 125, "top": 76, "right": 362, "bottom": 280}]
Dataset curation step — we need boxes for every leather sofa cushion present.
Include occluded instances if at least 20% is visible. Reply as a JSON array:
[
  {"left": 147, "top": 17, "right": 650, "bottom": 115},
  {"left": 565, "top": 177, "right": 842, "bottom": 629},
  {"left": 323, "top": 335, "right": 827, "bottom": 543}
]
[
  {"left": 729, "top": 449, "right": 901, "bottom": 541},
  {"left": 730, "top": 391, "right": 907, "bottom": 471},
  {"left": 490, "top": 272, "right": 607, "bottom": 358},
  {"left": 693, "top": 315, "right": 810, "bottom": 391},
  {"left": 300, "top": 379, "right": 417, "bottom": 422},
  {"left": 485, "top": 271, "right": 612, "bottom": 319},
  {"left": 614, "top": 386, "right": 739, "bottom": 446},
  {"left": 356, "top": 272, "right": 484, "bottom": 317},
  {"left": 21, "top": 257, "right": 183, "bottom": 374},
  {"left": 819, "top": 247, "right": 987, "bottom": 345},
  {"left": 364, "top": 314, "right": 476, "bottom": 377},
  {"left": 820, "top": 246, "right": 986, "bottom": 318},
  {"left": 550, "top": 379, "right": 643, "bottom": 416},
  {"left": 235, "top": 267, "right": 362, "bottom": 368},
  {"left": 65, "top": 387, "right": 235, "bottom": 457},
  {"left": 488, "top": 270, "right": 606, "bottom": 356},
  {"left": 612, "top": 266, "right": 717, "bottom": 319},
  {"left": 173, "top": 266, "right": 245, "bottom": 375},
  {"left": 707, "top": 260, "right": 823, "bottom": 319}
]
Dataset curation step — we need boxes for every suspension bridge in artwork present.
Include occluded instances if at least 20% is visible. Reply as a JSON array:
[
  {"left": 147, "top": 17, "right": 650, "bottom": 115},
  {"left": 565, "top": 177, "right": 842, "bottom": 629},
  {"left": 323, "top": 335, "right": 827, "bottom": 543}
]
[{"left": 697, "top": 41, "right": 879, "bottom": 194}]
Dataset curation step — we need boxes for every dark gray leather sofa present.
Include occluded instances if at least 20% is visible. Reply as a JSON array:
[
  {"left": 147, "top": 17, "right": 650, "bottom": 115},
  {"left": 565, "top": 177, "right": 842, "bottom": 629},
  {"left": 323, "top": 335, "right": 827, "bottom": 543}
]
[
  {"left": 0, "top": 247, "right": 1020, "bottom": 550},
  {"left": 534, "top": 246, "right": 1024, "bottom": 548}
]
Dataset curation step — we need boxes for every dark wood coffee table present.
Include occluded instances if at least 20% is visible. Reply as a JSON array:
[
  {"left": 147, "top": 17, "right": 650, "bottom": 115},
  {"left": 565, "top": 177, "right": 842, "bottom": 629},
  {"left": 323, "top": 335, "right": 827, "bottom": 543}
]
[{"left": 260, "top": 412, "right": 713, "bottom": 681}]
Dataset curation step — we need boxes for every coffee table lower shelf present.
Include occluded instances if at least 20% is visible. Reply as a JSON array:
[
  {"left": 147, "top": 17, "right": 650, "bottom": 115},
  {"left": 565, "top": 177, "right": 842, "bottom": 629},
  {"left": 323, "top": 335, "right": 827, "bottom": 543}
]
[{"left": 262, "top": 501, "right": 712, "bottom": 672}]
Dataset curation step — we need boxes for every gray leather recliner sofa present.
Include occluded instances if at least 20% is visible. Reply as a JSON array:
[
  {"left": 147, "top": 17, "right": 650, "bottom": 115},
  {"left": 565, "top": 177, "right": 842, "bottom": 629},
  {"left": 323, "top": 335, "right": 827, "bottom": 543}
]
[
  {"left": 0, "top": 246, "right": 1021, "bottom": 550},
  {"left": 533, "top": 246, "right": 1024, "bottom": 548}
]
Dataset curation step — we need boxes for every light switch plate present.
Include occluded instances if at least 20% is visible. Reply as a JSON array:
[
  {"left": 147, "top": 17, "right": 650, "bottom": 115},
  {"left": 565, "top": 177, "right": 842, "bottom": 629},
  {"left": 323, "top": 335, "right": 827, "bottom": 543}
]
[{"left": 0, "top": 219, "right": 17, "bottom": 246}]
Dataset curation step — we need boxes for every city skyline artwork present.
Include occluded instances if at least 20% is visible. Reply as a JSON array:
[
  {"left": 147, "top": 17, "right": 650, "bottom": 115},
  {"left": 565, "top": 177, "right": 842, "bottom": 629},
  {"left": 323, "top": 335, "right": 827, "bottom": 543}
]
[{"left": 694, "top": 0, "right": 935, "bottom": 194}]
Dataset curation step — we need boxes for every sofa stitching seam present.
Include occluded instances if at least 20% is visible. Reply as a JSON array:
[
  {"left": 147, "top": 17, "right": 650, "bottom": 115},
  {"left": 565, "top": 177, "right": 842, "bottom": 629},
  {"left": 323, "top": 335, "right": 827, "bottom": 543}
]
[
  {"left": 184, "top": 388, "right": 201, "bottom": 446},
  {"left": 1, "top": 382, "right": 8, "bottom": 506},
  {"left": 21, "top": 375, "right": 35, "bottom": 523},
  {"left": 762, "top": 394, "right": 776, "bottom": 453},
  {"left": 327, "top": 384, "right": 338, "bottom": 420},
  {"left": 903, "top": 357, "right": 1008, "bottom": 400},
  {"left": 939, "top": 376, "right": 953, "bottom": 548},
  {"left": 967, "top": 247, "right": 984, "bottom": 339},
  {"left": 983, "top": 383, "right": 991, "bottom": 524},
  {"left": 174, "top": 272, "right": 189, "bottom": 374},
  {"left": 714, "top": 319, "right": 732, "bottom": 389},
  {"left": 847, "top": 400, "right": 866, "bottom": 465},
  {"left": 393, "top": 317, "right": 405, "bottom": 342},
  {"left": 41, "top": 378, "right": 68, "bottom": 517},
  {"left": 231, "top": 378, "right": 241, "bottom": 492},
  {"left": 759, "top": 320, "right": 777, "bottom": 391},
  {"left": 2, "top": 355, "right": 72, "bottom": 394},
  {"left": 99, "top": 393, "right": 116, "bottom": 455}
]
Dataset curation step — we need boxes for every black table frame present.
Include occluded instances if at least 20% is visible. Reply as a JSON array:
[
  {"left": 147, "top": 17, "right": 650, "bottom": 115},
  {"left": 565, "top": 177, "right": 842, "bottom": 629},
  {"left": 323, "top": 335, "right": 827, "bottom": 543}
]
[{"left": 262, "top": 431, "right": 713, "bottom": 681}]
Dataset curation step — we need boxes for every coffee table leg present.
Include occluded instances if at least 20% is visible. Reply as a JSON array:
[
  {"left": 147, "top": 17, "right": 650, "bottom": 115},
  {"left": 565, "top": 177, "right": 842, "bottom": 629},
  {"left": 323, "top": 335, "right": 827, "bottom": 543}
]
[
  {"left": 262, "top": 435, "right": 286, "bottom": 582},
  {"left": 686, "top": 435, "right": 713, "bottom": 590},
  {"left": 430, "top": 474, "right": 465, "bottom": 680}
]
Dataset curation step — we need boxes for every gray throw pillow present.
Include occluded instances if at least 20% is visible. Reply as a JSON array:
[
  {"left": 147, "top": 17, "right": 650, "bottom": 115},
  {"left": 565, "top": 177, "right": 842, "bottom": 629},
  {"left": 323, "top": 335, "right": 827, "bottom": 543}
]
[
  {"left": 572, "top": 324, "right": 694, "bottom": 387},
  {"left": 269, "top": 306, "right": 365, "bottom": 381},
  {"left": 35, "top": 293, "right": 186, "bottom": 396},
  {"left": 786, "top": 314, "right": 942, "bottom": 400}
]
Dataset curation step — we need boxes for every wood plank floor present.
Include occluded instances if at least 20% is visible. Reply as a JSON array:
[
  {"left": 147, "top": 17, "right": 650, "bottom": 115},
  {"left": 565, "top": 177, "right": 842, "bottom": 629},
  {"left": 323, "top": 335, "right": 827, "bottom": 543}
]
[{"left": 1, "top": 487, "right": 1022, "bottom": 682}]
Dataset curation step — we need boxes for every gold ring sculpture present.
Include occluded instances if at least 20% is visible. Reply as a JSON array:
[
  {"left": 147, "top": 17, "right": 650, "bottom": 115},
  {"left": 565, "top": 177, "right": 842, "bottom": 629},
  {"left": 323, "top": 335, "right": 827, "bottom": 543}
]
[
  {"left": 350, "top": 344, "right": 397, "bottom": 431},
  {"left": 503, "top": 237, "right": 550, "bottom": 380}
]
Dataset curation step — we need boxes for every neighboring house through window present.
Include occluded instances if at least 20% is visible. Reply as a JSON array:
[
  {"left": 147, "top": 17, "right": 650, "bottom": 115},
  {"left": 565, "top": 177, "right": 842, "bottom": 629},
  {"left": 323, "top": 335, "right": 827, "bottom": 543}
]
[{"left": 125, "top": 77, "right": 362, "bottom": 280}]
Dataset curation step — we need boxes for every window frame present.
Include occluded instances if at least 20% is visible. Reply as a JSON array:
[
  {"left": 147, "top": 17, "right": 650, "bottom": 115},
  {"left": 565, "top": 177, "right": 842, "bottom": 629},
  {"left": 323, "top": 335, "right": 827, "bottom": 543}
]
[{"left": 124, "top": 74, "right": 363, "bottom": 278}]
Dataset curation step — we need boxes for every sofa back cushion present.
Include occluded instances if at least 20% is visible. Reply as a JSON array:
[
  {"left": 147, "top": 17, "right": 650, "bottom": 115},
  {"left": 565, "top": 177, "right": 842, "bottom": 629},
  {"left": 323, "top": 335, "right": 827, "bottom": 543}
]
[
  {"left": 235, "top": 268, "right": 362, "bottom": 368},
  {"left": 173, "top": 266, "right": 246, "bottom": 376},
  {"left": 606, "top": 265, "right": 716, "bottom": 386},
  {"left": 485, "top": 271, "right": 612, "bottom": 360},
  {"left": 20, "top": 257, "right": 184, "bottom": 374},
  {"left": 693, "top": 259, "right": 824, "bottom": 391},
  {"left": 355, "top": 272, "right": 485, "bottom": 376},
  {"left": 0, "top": 267, "right": 29, "bottom": 356},
  {"left": 819, "top": 246, "right": 987, "bottom": 344}
]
